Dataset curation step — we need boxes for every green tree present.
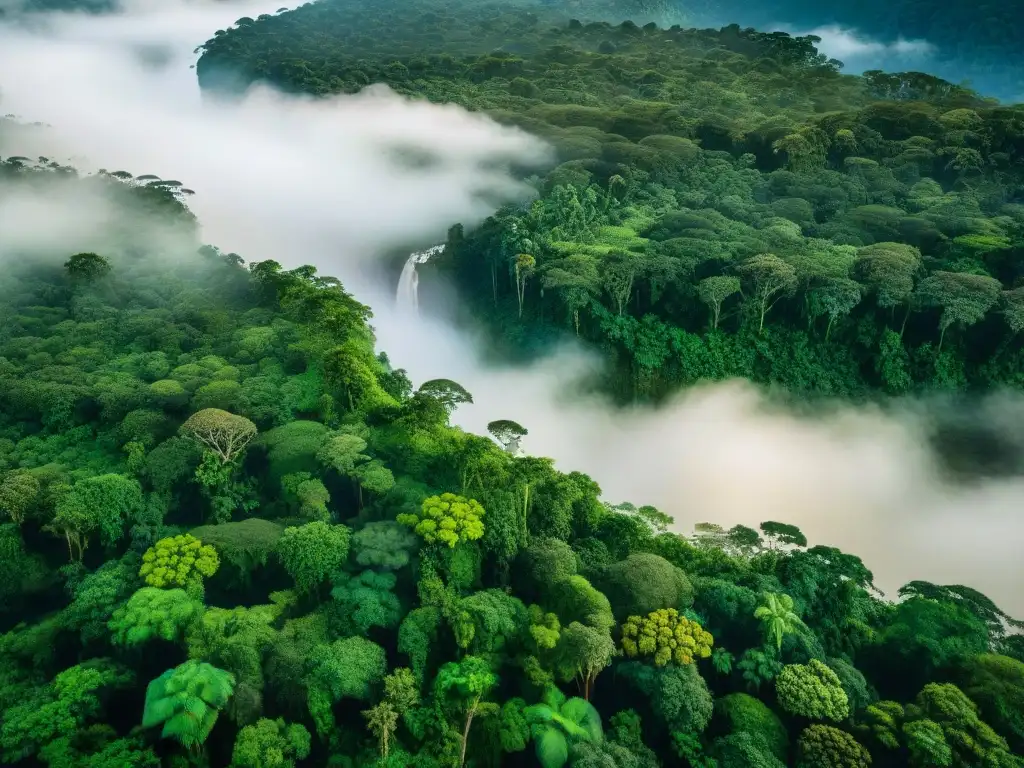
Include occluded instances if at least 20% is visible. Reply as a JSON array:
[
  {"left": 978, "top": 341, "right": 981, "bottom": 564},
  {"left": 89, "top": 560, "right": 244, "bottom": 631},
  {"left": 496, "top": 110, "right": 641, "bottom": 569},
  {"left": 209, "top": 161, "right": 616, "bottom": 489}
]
[
  {"left": 961, "top": 654, "right": 1024, "bottom": 752},
  {"left": 796, "top": 724, "right": 871, "bottom": 768},
  {"left": 715, "top": 693, "right": 789, "bottom": 760},
  {"left": 0, "top": 471, "right": 39, "bottom": 526},
  {"left": 306, "top": 636, "right": 387, "bottom": 738},
  {"left": 108, "top": 587, "right": 203, "bottom": 646},
  {"left": 179, "top": 408, "right": 258, "bottom": 465},
  {"left": 362, "top": 668, "right": 420, "bottom": 762},
  {"left": 809, "top": 278, "right": 862, "bottom": 340},
  {"left": 434, "top": 655, "right": 499, "bottom": 767},
  {"left": 230, "top": 718, "right": 311, "bottom": 768},
  {"left": 913, "top": 271, "right": 1002, "bottom": 350},
  {"left": 142, "top": 660, "right": 235, "bottom": 750},
  {"left": 487, "top": 419, "right": 528, "bottom": 454},
  {"left": 351, "top": 520, "right": 418, "bottom": 570},
  {"left": 595, "top": 552, "right": 693, "bottom": 619},
  {"left": 755, "top": 592, "right": 807, "bottom": 650},
  {"left": 553, "top": 621, "right": 617, "bottom": 700},
  {"left": 139, "top": 534, "right": 220, "bottom": 591},
  {"left": 620, "top": 608, "right": 714, "bottom": 666},
  {"left": 275, "top": 521, "right": 350, "bottom": 592},
  {"left": 1, "top": 660, "right": 133, "bottom": 763},
  {"left": 397, "top": 492, "right": 485, "bottom": 548},
  {"left": 760, "top": 521, "right": 808, "bottom": 550},
  {"left": 737, "top": 254, "right": 798, "bottom": 333},
  {"left": 65, "top": 252, "right": 111, "bottom": 282},
  {"left": 776, "top": 660, "right": 850, "bottom": 722},
  {"left": 329, "top": 570, "right": 402, "bottom": 635},
  {"left": 524, "top": 685, "right": 603, "bottom": 768},
  {"left": 619, "top": 661, "right": 714, "bottom": 735},
  {"left": 47, "top": 474, "right": 143, "bottom": 560},
  {"left": 698, "top": 275, "right": 741, "bottom": 330},
  {"left": 60, "top": 557, "right": 140, "bottom": 643}
]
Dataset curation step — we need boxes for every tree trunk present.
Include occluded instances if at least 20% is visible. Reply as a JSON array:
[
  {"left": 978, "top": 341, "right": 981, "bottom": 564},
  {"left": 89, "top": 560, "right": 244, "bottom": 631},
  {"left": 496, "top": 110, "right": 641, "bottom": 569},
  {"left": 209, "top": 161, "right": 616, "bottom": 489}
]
[
  {"left": 491, "top": 262, "right": 497, "bottom": 307},
  {"left": 459, "top": 704, "right": 477, "bottom": 768},
  {"left": 825, "top": 314, "right": 835, "bottom": 342},
  {"left": 899, "top": 304, "right": 911, "bottom": 337},
  {"left": 938, "top": 324, "right": 947, "bottom": 352}
]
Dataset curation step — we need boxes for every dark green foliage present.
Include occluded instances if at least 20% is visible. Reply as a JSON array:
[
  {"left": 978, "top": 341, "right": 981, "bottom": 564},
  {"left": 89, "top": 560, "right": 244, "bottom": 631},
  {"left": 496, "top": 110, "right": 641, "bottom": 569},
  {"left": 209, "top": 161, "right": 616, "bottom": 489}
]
[
  {"left": 593, "top": 552, "right": 693, "bottom": 619},
  {"left": 619, "top": 661, "right": 714, "bottom": 735},
  {"left": 1, "top": 6, "right": 1021, "bottom": 767},
  {"left": 190, "top": 518, "right": 285, "bottom": 576},
  {"left": 329, "top": 570, "right": 402, "bottom": 635},
  {"left": 796, "top": 724, "right": 871, "bottom": 768},
  {"left": 192, "top": 0, "right": 1024, "bottom": 404},
  {"left": 715, "top": 693, "right": 789, "bottom": 760}
]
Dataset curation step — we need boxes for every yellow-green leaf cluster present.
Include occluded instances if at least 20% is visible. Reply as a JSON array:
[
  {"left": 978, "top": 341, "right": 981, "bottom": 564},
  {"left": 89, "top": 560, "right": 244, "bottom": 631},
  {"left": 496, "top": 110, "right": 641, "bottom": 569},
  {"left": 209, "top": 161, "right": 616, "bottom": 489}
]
[
  {"left": 140, "top": 534, "right": 220, "bottom": 588},
  {"left": 620, "top": 608, "right": 713, "bottom": 666},
  {"left": 396, "top": 492, "right": 485, "bottom": 548}
]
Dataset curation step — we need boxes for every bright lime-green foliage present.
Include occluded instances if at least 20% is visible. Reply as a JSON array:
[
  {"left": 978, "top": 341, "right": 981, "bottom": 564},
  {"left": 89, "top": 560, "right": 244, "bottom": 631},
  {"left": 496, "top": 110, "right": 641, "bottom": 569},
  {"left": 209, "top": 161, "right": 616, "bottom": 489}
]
[
  {"left": 230, "top": 718, "right": 311, "bottom": 768},
  {"left": 142, "top": 660, "right": 235, "bottom": 750},
  {"left": 139, "top": 533, "right": 220, "bottom": 588},
  {"left": 776, "top": 660, "right": 851, "bottom": 722},
  {"left": 755, "top": 592, "right": 807, "bottom": 651},
  {"left": 796, "top": 725, "right": 871, "bottom": 768},
  {"left": 620, "top": 607, "right": 714, "bottom": 666},
  {"left": 397, "top": 492, "right": 485, "bottom": 548},
  {"left": 524, "top": 686, "right": 603, "bottom": 768},
  {"left": 108, "top": 587, "right": 203, "bottom": 646},
  {"left": 275, "top": 520, "right": 351, "bottom": 592}
]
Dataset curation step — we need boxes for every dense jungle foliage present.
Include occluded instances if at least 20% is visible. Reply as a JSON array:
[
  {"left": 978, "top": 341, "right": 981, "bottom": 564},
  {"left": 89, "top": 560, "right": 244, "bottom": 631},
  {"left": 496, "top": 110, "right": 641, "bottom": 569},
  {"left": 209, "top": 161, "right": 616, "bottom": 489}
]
[
  {"left": 197, "top": 0, "right": 1024, "bottom": 403},
  {"left": 2, "top": 1, "right": 1024, "bottom": 767},
  {"left": 2, "top": 147, "right": 1024, "bottom": 768}
]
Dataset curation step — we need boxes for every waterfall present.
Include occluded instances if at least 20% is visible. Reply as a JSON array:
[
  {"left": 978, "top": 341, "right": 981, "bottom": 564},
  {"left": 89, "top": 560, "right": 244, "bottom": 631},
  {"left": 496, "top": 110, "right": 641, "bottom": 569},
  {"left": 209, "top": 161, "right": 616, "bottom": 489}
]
[{"left": 395, "top": 244, "right": 445, "bottom": 315}]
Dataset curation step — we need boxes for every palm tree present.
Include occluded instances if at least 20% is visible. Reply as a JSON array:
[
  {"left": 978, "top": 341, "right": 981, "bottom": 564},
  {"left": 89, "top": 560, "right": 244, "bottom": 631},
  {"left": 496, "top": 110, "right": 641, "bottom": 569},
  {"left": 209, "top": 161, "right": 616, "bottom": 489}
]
[
  {"left": 142, "top": 660, "right": 235, "bottom": 751},
  {"left": 524, "top": 686, "right": 603, "bottom": 768},
  {"left": 754, "top": 592, "right": 806, "bottom": 651}
]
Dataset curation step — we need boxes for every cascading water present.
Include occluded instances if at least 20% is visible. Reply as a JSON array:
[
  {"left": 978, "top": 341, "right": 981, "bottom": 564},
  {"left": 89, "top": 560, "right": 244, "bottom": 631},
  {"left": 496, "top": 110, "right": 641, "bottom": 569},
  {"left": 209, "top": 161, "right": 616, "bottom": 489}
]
[{"left": 396, "top": 244, "right": 445, "bottom": 315}]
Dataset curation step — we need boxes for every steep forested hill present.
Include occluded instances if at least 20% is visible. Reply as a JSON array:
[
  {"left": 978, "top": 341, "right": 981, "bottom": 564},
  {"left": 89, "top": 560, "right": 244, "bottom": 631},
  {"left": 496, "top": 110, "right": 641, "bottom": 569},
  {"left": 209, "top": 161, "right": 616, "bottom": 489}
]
[{"left": 197, "top": 0, "right": 1024, "bottom": 403}]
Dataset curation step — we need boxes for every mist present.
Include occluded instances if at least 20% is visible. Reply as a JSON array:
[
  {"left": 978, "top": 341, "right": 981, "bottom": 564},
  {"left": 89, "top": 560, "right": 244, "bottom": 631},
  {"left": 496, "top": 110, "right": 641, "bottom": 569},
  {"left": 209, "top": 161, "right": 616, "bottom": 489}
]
[{"left": 1, "top": 0, "right": 1022, "bottom": 616}]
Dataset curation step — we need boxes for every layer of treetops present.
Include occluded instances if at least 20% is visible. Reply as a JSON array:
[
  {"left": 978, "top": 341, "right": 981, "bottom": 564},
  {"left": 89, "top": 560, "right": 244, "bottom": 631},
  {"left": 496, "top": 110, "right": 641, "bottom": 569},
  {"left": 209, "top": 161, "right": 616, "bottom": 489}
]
[
  {"left": 1, "top": 139, "right": 1024, "bottom": 768},
  {"left": 1, "top": 2, "right": 1024, "bottom": 768},
  {"left": 195, "top": 0, "right": 1024, "bottom": 404}
]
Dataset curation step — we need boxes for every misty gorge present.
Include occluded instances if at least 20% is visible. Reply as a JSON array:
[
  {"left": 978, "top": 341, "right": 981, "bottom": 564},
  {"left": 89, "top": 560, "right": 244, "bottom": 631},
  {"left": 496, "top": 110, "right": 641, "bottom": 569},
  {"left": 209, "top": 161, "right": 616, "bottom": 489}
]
[{"left": 1, "top": 0, "right": 1023, "bottom": 766}]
